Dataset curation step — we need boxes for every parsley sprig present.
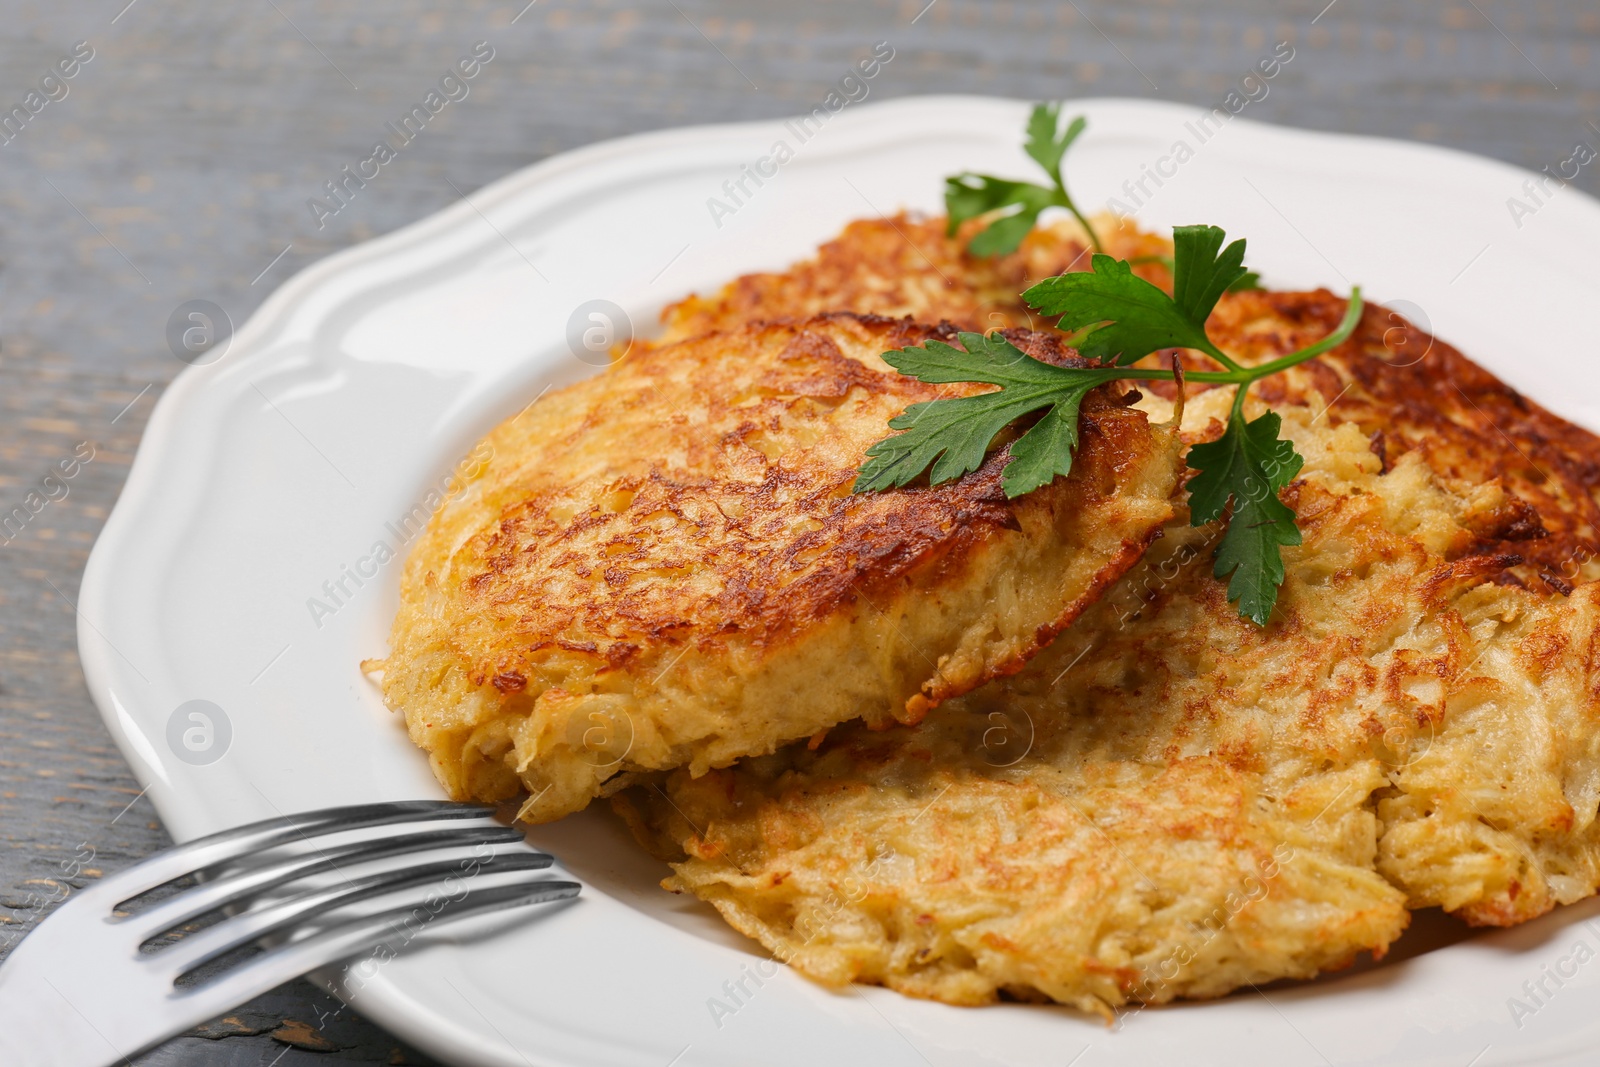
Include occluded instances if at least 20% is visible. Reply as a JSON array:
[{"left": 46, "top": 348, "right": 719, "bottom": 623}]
[
  {"left": 855, "top": 224, "right": 1364, "bottom": 625},
  {"left": 945, "top": 103, "right": 1104, "bottom": 257}
]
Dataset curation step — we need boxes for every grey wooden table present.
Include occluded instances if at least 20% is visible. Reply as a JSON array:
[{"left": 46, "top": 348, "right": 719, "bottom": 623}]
[{"left": 2, "top": 0, "right": 1597, "bottom": 1062}]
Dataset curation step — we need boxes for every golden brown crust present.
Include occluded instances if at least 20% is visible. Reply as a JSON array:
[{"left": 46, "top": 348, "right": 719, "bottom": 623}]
[
  {"left": 656, "top": 213, "right": 1174, "bottom": 344},
  {"left": 465, "top": 318, "right": 1136, "bottom": 658},
  {"left": 375, "top": 312, "right": 1181, "bottom": 822}
]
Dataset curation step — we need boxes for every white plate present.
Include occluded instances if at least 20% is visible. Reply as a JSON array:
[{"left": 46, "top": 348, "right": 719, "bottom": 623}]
[{"left": 80, "top": 96, "right": 1600, "bottom": 1067}]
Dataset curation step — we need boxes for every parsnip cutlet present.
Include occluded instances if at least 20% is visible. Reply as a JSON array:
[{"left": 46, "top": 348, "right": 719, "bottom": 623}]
[
  {"left": 373, "top": 313, "right": 1180, "bottom": 823},
  {"left": 613, "top": 214, "right": 1600, "bottom": 1011},
  {"left": 619, "top": 395, "right": 1600, "bottom": 1013}
]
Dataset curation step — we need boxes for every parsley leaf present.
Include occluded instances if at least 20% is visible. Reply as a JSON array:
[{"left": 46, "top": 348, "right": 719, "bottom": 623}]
[
  {"left": 853, "top": 331, "right": 1112, "bottom": 497},
  {"left": 1024, "top": 103, "right": 1085, "bottom": 189},
  {"left": 945, "top": 179, "right": 1057, "bottom": 258},
  {"left": 1185, "top": 409, "right": 1305, "bottom": 625},
  {"left": 1171, "top": 224, "right": 1250, "bottom": 326},
  {"left": 945, "top": 102, "right": 1101, "bottom": 257},
  {"left": 1022, "top": 225, "right": 1248, "bottom": 367},
  {"left": 1129, "top": 254, "right": 1262, "bottom": 292}
]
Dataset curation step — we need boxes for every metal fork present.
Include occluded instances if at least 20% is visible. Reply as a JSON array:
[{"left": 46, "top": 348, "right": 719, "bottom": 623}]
[{"left": 0, "top": 800, "right": 580, "bottom": 1067}]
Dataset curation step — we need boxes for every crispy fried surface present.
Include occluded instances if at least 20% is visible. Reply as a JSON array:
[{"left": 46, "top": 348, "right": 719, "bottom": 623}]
[
  {"left": 657, "top": 214, "right": 1174, "bottom": 344},
  {"left": 375, "top": 313, "right": 1180, "bottom": 823},
  {"left": 621, "top": 401, "right": 1600, "bottom": 1013},
  {"left": 1199, "top": 290, "right": 1600, "bottom": 585},
  {"left": 615, "top": 215, "right": 1600, "bottom": 1013}
]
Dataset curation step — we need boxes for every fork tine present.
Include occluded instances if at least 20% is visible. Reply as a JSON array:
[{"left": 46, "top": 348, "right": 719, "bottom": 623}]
[
  {"left": 73, "top": 801, "right": 501, "bottom": 911},
  {"left": 126, "top": 824, "right": 528, "bottom": 940},
  {"left": 151, "top": 850, "right": 559, "bottom": 980},
  {"left": 171, "top": 877, "right": 580, "bottom": 1044}
]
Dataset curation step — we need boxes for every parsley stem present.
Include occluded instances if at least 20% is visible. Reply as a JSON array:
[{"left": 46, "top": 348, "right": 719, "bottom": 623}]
[
  {"left": 1056, "top": 188, "right": 1104, "bottom": 254},
  {"left": 1094, "top": 288, "right": 1363, "bottom": 390},
  {"left": 1109, "top": 368, "right": 1238, "bottom": 384},
  {"left": 1230, "top": 376, "right": 1251, "bottom": 421},
  {"left": 1243, "top": 288, "right": 1364, "bottom": 378},
  {"left": 1196, "top": 339, "right": 1247, "bottom": 375}
]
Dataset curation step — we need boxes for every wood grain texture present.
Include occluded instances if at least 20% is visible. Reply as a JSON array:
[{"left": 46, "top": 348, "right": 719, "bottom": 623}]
[{"left": 0, "top": 0, "right": 1596, "bottom": 1061}]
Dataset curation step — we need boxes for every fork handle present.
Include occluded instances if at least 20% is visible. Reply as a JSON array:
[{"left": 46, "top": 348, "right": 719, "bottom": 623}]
[{"left": 0, "top": 948, "right": 136, "bottom": 1067}]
